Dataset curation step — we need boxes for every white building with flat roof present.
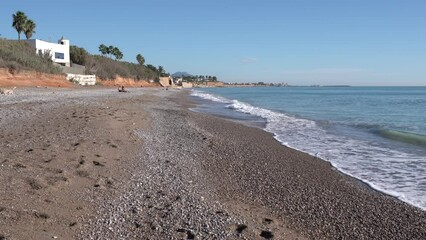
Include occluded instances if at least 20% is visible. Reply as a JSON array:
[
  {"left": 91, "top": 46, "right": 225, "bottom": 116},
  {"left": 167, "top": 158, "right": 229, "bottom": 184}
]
[{"left": 25, "top": 37, "right": 70, "bottom": 67}]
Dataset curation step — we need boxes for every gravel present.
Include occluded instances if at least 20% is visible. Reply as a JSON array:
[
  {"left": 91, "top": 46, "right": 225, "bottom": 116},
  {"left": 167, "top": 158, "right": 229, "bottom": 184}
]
[{"left": 2, "top": 88, "right": 424, "bottom": 239}]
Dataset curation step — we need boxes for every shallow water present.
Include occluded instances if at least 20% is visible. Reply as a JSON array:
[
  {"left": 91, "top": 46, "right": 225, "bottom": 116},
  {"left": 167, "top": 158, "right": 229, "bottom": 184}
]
[{"left": 191, "top": 86, "right": 426, "bottom": 210}]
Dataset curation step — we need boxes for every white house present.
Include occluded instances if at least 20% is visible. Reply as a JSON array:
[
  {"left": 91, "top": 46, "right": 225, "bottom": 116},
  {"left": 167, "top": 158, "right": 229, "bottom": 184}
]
[{"left": 25, "top": 37, "right": 70, "bottom": 67}]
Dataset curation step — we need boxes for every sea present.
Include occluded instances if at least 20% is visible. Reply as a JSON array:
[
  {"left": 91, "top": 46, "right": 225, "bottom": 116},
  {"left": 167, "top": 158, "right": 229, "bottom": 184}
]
[{"left": 190, "top": 86, "right": 426, "bottom": 211}]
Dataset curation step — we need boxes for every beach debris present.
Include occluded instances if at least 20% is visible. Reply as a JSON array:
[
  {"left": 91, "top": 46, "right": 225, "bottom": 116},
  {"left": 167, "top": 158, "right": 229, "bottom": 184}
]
[
  {"left": 34, "top": 211, "right": 50, "bottom": 219},
  {"left": 92, "top": 161, "right": 104, "bottom": 166}
]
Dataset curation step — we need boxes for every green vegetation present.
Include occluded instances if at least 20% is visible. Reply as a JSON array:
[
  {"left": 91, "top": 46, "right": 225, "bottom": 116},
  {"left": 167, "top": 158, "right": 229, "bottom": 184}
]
[
  {"left": 98, "top": 44, "right": 123, "bottom": 60},
  {"left": 1, "top": 10, "right": 177, "bottom": 82},
  {"left": 69, "top": 46, "right": 88, "bottom": 65},
  {"left": 136, "top": 54, "right": 145, "bottom": 65},
  {"left": 85, "top": 54, "right": 157, "bottom": 80},
  {"left": 0, "top": 11, "right": 58, "bottom": 74},
  {"left": 158, "top": 66, "right": 166, "bottom": 77},
  {"left": 0, "top": 37, "right": 163, "bottom": 80},
  {"left": 68, "top": 45, "right": 160, "bottom": 80},
  {"left": 12, "top": 11, "right": 37, "bottom": 40},
  {"left": 12, "top": 11, "right": 27, "bottom": 40},
  {"left": 24, "top": 19, "right": 36, "bottom": 39},
  {"left": 181, "top": 75, "right": 218, "bottom": 82},
  {"left": 0, "top": 39, "right": 61, "bottom": 74}
]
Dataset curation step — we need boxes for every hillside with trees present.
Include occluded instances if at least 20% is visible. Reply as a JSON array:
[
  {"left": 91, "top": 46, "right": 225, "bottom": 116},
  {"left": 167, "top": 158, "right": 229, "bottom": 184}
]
[
  {"left": 70, "top": 44, "right": 166, "bottom": 81},
  {"left": 3, "top": 10, "right": 223, "bottom": 85},
  {"left": 0, "top": 39, "right": 61, "bottom": 74},
  {"left": 0, "top": 11, "right": 61, "bottom": 74},
  {"left": 1, "top": 10, "right": 168, "bottom": 83},
  {"left": 172, "top": 72, "right": 218, "bottom": 82}
]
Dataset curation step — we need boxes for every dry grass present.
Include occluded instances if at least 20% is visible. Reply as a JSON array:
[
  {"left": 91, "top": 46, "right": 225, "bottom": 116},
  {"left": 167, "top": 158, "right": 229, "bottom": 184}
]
[
  {"left": 85, "top": 55, "right": 158, "bottom": 81},
  {"left": 0, "top": 38, "right": 158, "bottom": 82},
  {"left": 0, "top": 39, "right": 62, "bottom": 74}
]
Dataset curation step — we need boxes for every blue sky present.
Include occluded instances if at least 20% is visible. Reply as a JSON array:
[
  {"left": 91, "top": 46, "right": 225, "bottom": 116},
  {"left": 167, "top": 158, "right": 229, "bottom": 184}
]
[{"left": 1, "top": 0, "right": 425, "bottom": 85}]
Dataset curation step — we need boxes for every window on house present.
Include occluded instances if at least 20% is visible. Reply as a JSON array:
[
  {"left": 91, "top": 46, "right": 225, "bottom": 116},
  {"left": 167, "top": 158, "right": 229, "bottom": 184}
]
[{"left": 55, "top": 52, "right": 65, "bottom": 59}]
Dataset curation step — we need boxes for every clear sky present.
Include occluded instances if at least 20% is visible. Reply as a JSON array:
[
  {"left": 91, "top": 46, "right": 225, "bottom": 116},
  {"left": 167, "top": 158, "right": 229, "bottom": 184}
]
[{"left": 1, "top": 0, "right": 425, "bottom": 85}]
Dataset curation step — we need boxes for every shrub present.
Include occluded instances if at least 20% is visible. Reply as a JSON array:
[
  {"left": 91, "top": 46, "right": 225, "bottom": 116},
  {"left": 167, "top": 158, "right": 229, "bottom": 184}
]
[
  {"left": 84, "top": 54, "right": 158, "bottom": 81},
  {"left": 0, "top": 39, "right": 61, "bottom": 74},
  {"left": 70, "top": 45, "right": 88, "bottom": 65},
  {"left": 7, "top": 61, "right": 21, "bottom": 74},
  {"left": 0, "top": 39, "right": 160, "bottom": 80}
]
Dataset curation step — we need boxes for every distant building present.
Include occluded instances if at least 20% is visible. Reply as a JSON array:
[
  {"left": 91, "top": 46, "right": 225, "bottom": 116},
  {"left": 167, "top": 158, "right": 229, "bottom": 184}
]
[
  {"left": 159, "top": 76, "right": 174, "bottom": 87},
  {"left": 25, "top": 37, "right": 70, "bottom": 67},
  {"left": 181, "top": 82, "right": 193, "bottom": 88}
]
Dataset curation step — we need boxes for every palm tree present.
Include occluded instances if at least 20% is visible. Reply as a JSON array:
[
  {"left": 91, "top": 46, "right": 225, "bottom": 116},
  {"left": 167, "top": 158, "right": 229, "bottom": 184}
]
[
  {"left": 158, "top": 66, "right": 165, "bottom": 77},
  {"left": 136, "top": 54, "right": 145, "bottom": 65},
  {"left": 112, "top": 47, "right": 123, "bottom": 60},
  {"left": 24, "top": 19, "right": 36, "bottom": 39},
  {"left": 12, "top": 11, "right": 28, "bottom": 40},
  {"left": 99, "top": 44, "right": 108, "bottom": 56}
]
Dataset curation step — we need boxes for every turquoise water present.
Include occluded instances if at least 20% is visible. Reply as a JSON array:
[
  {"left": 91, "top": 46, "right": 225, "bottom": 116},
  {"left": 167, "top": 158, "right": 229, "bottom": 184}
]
[{"left": 191, "top": 87, "right": 426, "bottom": 210}]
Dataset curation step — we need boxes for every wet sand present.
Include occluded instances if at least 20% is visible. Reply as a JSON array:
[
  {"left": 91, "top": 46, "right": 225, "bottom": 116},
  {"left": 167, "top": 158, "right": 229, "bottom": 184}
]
[{"left": 0, "top": 88, "right": 425, "bottom": 239}]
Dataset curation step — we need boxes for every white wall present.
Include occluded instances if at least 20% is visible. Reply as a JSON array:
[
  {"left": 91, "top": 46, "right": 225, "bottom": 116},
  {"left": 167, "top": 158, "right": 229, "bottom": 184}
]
[
  {"left": 66, "top": 74, "right": 96, "bottom": 86},
  {"left": 25, "top": 39, "right": 70, "bottom": 67}
]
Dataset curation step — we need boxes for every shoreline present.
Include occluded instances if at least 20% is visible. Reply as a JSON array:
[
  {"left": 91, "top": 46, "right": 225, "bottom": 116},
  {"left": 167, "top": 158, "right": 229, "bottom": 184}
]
[
  {"left": 1, "top": 87, "right": 425, "bottom": 239},
  {"left": 193, "top": 98, "right": 414, "bottom": 210},
  {"left": 183, "top": 102, "right": 426, "bottom": 239},
  {"left": 189, "top": 88, "right": 426, "bottom": 212},
  {"left": 268, "top": 132, "right": 425, "bottom": 211}
]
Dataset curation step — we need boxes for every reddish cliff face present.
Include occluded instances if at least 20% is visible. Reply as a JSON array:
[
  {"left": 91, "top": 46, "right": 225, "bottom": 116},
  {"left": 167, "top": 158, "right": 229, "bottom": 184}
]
[
  {"left": 0, "top": 68, "right": 73, "bottom": 87},
  {"left": 0, "top": 69, "right": 160, "bottom": 88},
  {"left": 99, "top": 76, "right": 160, "bottom": 87}
]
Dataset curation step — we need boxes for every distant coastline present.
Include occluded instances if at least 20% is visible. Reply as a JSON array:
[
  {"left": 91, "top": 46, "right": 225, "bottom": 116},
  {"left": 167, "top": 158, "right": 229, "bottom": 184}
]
[{"left": 222, "top": 83, "right": 351, "bottom": 87}]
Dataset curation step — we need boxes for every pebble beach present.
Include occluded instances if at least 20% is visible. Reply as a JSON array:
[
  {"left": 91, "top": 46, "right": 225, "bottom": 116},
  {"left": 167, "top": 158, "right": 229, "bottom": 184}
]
[{"left": 1, "top": 87, "right": 425, "bottom": 239}]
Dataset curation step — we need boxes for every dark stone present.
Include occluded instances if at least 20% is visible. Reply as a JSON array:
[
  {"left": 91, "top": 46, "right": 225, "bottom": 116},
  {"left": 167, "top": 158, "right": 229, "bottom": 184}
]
[
  {"left": 134, "top": 221, "right": 141, "bottom": 228},
  {"left": 264, "top": 218, "right": 273, "bottom": 224},
  {"left": 236, "top": 224, "right": 248, "bottom": 233},
  {"left": 187, "top": 230, "right": 195, "bottom": 239},
  {"left": 260, "top": 230, "right": 274, "bottom": 239}
]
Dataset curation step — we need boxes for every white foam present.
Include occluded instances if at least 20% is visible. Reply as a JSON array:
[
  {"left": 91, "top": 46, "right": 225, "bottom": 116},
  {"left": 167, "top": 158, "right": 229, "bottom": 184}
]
[
  {"left": 191, "top": 90, "right": 230, "bottom": 104},
  {"left": 192, "top": 90, "right": 426, "bottom": 211}
]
